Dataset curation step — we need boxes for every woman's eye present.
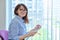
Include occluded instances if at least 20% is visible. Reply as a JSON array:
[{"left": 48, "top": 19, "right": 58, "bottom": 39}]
[
  {"left": 20, "top": 9, "right": 22, "bottom": 11},
  {"left": 20, "top": 9, "right": 26, "bottom": 11}
]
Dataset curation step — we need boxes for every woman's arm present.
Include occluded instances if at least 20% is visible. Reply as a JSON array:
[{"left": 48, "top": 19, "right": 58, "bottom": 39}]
[
  {"left": 19, "top": 24, "right": 41, "bottom": 40},
  {"left": 19, "top": 29, "right": 37, "bottom": 40},
  {"left": 19, "top": 33, "right": 29, "bottom": 40}
]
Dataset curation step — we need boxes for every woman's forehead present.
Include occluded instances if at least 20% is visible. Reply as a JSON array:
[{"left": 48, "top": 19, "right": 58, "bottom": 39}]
[{"left": 19, "top": 6, "right": 25, "bottom": 9}]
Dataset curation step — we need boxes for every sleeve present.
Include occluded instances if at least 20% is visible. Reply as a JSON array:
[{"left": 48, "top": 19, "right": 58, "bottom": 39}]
[{"left": 9, "top": 21, "right": 20, "bottom": 40}]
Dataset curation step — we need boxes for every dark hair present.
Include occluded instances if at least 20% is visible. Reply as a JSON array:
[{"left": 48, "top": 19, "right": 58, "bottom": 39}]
[
  {"left": 14, "top": 4, "right": 29, "bottom": 23},
  {"left": 0, "top": 35, "right": 4, "bottom": 40}
]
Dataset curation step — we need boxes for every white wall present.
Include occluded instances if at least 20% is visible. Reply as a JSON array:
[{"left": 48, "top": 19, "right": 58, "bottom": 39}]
[{"left": 0, "top": 0, "right": 6, "bottom": 30}]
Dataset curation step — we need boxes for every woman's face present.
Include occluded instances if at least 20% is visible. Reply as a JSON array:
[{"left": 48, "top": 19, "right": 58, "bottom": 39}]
[{"left": 16, "top": 6, "right": 27, "bottom": 18}]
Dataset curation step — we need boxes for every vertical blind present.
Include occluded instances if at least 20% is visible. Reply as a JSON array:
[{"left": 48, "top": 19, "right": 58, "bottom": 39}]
[{"left": 6, "top": 0, "right": 60, "bottom": 40}]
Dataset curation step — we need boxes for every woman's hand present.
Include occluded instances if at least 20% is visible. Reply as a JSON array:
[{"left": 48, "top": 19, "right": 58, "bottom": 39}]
[
  {"left": 28, "top": 24, "right": 41, "bottom": 37},
  {"left": 28, "top": 29, "right": 37, "bottom": 37}
]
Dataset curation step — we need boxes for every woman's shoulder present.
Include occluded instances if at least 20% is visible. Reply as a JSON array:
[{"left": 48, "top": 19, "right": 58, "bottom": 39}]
[
  {"left": 9, "top": 17, "right": 20, "bottom": 28},
  {"left": 9, "top": 17, "right": 19, "bottom": 24},
  {"left": 9, "top": 16, "right": 24, "bottom": 26}
]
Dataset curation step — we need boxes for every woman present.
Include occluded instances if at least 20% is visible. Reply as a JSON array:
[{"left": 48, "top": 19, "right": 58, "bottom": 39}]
[{"left": 8, "top": 4, "right": 41, "bottom": 40}]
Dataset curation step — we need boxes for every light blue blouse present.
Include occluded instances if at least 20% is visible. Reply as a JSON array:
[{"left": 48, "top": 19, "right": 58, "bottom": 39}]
[{"left": 8, "top": 16, "right": 27, "bottom": 40}]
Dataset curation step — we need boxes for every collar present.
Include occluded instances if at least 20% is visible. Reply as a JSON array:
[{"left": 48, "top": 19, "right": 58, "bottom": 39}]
[{"left": 16, "top": 15, "right": 24, "bottom": 23}]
